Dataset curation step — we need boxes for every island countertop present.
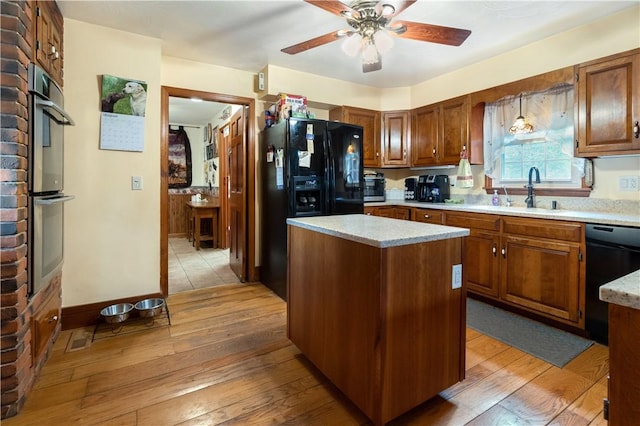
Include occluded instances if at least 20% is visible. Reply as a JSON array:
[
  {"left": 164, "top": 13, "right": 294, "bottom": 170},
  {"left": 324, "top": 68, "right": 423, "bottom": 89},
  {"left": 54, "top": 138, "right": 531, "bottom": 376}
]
[
  {"left": 287, "top": 214, "right": 469, "bottom": 248},
  {"left": 599, "top": 270, "right": 640, "bottom": 310}
]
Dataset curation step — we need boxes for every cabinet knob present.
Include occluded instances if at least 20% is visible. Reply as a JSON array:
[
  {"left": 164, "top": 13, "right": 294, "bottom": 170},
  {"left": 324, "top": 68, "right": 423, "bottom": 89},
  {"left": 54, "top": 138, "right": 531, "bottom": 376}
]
[
  {"left": 403, "top": 149, "right": 407, "bottom": 159},
  {"left": 424, "top": 214, "right": 430, "bottom": 219},
  {"left": 501, "top": 247, "right": 506, "bottom": 258},
  {"left": 376, "top": 152, "right": 380, "bottom": 157},
  {"left": 634, "top": 121, "right": 639, "bottom": 139},
  {"left": 432, "top": 148, "right": 436, "bottom": 155},
  {"left": 492, "top": 245, "right": 497, "bottom": 256},
  {"left": 48, "top": 315, "right": 58, "bottom": 323},
  {"left": 365, "top": 212, "right": 372, "bottom": 215}
]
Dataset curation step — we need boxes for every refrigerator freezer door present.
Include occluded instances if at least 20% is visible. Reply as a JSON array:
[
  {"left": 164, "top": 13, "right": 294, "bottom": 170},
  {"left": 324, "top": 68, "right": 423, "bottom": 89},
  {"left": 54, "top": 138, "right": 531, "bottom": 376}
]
[{"left": 327, "top": 122, "right": 364, "bottom": 214}]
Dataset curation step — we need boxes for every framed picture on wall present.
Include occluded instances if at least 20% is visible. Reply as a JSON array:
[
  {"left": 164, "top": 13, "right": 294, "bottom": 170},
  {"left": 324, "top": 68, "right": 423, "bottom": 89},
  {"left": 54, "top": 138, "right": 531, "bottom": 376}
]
[
  {"left": 168, "top": 126, "right": 192, "bottom": 188},
  {"left": 211, "top": 126, "right": 219, "bottom": 158}
]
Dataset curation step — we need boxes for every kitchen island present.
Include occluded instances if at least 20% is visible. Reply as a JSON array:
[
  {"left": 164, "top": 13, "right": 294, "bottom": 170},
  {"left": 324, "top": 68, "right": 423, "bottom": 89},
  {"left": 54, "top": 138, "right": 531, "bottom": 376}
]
[{"left": 286, "top": 214, "right": 469, "bottom": 425}]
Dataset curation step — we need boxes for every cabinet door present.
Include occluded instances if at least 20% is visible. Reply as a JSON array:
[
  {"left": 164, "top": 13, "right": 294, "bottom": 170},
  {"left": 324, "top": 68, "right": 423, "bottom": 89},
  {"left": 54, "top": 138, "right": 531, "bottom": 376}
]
[
  {"left": 35, "top": 1, "right": 64, "bottom": 86},
  {"left": 382, "top": 111, "right": 410, "bottom": 166},
  {"left": 576, "top": 52, "right": 640, "bottom": 156},
  {"left": 500, "top": 235, "right": 581, "bottom": 323},
  {"left": 374, "top": 206, "right": 397, "bottom": 218},
  {"left": 393, "top": 207, "right": 411, "bottom": 220},
  {"left": 332, "top": 107, "right": 382, "bottom": 167},
  {"left": 439, "top": 96, "right": 470, "bottom": 164},
  {"left": 412, "top": 207, "right": 443, "bottom": 224},
  {"left": 411, "top": 105, "right": 439, "bottom": 166},
  {"left": 464, "top": 230, "right": 501, "bottom": 298}
]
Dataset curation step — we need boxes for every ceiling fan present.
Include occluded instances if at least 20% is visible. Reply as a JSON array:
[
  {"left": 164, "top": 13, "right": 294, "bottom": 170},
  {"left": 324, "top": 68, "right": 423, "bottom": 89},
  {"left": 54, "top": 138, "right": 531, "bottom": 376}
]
[{"left": 281, "top": 0, "right": 471, "bottom": 73}]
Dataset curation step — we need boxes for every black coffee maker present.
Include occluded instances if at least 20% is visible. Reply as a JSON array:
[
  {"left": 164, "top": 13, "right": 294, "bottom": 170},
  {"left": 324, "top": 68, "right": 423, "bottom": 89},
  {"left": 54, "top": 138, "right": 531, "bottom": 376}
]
[{"left": 417, "top": 175, "right": 450, "bottom": 203}]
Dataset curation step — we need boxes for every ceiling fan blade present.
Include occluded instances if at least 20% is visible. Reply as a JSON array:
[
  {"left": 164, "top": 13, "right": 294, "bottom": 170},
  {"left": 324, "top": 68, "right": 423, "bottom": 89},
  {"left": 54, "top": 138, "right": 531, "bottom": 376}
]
[
  {"left": 384, "top": 0, "right": 417, "bottom": 17},
  {"left": 281, "top": 30, "right": 345, "bottom": 55},
  {"left": 304, "top": 0, "right": 358, "bottom": 18},
  {"left": 390, "top": 21, "right": 471, "bottom": 46}
]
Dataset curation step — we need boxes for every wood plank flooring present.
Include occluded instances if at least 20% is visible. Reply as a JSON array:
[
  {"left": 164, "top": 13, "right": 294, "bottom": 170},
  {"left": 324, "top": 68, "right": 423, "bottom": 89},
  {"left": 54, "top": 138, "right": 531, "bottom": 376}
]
[{"left": 5, "top": 282, "right": 609, "bottom": 425}]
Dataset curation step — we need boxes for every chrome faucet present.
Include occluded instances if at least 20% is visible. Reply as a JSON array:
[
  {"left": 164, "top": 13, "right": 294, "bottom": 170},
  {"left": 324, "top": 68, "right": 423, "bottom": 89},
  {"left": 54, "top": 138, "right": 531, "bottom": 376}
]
[{"left": 525, "top": 166, "right": 540, "bottom": 208}]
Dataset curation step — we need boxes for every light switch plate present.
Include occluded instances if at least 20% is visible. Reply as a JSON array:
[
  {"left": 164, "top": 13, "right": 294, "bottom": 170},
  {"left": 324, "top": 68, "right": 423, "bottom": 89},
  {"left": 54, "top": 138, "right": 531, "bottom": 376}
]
[
  {"left": 131, "top": 176, "right": 143, "bottom": 190},
  {"left": 452, "top": 264, "right": 462, "bottom": 289}
]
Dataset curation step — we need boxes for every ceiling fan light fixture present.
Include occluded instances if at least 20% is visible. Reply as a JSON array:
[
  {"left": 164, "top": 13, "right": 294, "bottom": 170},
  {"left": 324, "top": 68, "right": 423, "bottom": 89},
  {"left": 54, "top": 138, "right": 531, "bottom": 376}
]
[
  {"left": 341, "top": 33, "right": 362, "bottom": 56},
  {"left": 509, "top": 94, "right": 534, "bottom": 135},
  {"left": 380, "top": 3, "right": 395, "bottom": 17},
  {"left": 373, "top": 30, "right": 394, "bottom": 54},
  {"left": 361, "top": 36, "right": 380, "bottom": 64}
]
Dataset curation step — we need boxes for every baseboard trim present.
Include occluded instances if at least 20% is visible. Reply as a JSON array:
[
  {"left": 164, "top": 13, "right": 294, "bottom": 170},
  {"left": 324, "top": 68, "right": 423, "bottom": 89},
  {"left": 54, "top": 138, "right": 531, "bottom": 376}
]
[{"left": 61, "top": 293, "right": 164, "bottom": 330}]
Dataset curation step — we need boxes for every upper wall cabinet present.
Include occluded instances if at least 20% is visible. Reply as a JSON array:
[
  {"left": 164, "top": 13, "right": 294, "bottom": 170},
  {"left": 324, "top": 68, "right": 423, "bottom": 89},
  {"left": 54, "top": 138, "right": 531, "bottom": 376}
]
[
  {"left": 330, "top": 106, "right": 382, "bottom": 168},
  {"left": 381, "top": 110, "right": 410, "bottom": 167},
  {"left": 34, "top": 1, "right": 64, "bottom": 86},
  {"left": 575, "top": 49, "right": 640, "bottom": 157},
  {"left": 412, "top": 95, "right": 469, "bottom": 167}
]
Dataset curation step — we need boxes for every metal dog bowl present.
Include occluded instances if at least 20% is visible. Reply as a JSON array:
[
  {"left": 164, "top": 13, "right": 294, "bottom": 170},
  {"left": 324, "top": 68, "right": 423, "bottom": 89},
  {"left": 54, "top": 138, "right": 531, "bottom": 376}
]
[
  {"left": 134, "top": 298, "right": 165, "bottom": 318},
  {"left": 100, "top": 303, "right": 134, "bottom": 324}
]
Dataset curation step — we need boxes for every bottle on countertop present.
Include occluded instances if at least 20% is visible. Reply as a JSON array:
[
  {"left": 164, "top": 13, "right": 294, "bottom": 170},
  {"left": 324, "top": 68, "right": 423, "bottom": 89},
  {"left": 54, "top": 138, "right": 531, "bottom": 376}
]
[{"left": 492, "top": 190, "right": 500, "bottom": 206}]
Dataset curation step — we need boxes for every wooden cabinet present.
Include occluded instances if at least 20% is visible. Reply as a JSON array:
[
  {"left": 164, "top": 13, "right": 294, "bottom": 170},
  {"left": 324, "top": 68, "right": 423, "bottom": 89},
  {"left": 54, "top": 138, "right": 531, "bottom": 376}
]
[
  {"left": 31, "top": 291, "right": 61, "bottom": 362},
  {"left": 34, "top": 1, "right": 64, "bottom": 86},
  {"left": 446, "top": 212, "right": 501, "bottom": 298},
  {"left": 168, "top": 193, "right": 192, "bottom": 236},
  {"left": 365, "top": 206, "right": 410, "bottom": 220},
  {"left": 412, "top": 207, "right": 444, "bottom": 224},
  {"left": 446, "top": 212, "right": 585, "bottom": 327},
  {"left": 381, "top": 110, "right": 410, "bottom": 166},
  {"left": 607, "top": 303, "right": 640, "bottom": 425},
  {"left": 501, "top": 217, "right": 584, "bottom": 325},
  {"left": 330, "top": 106, "right": 381, "bottom": 167},
  {"left": 411, "top": 95, "right": 469, "bottom": 166},
  {"left": 575, "top": 49, "right": 640, "bottom": 157}
]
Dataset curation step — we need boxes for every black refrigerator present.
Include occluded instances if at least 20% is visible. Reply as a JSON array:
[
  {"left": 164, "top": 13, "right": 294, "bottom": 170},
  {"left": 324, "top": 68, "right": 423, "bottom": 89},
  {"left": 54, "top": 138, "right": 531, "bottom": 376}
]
[{"left": 260, "top": 118, "right": 364, "bottom": 299}]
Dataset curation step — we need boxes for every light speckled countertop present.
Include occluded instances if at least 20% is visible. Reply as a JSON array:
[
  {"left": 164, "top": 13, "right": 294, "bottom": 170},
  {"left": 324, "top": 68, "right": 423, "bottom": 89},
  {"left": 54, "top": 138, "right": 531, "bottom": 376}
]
[
  {"left": 600, "top": 270, "right": 640, "bottom": 310},
  {"left": 367, "top": 200, "right": 640, "bottom": 227},
  {"left": 287, "top": 214, "right": 469, "bottom": 248}
]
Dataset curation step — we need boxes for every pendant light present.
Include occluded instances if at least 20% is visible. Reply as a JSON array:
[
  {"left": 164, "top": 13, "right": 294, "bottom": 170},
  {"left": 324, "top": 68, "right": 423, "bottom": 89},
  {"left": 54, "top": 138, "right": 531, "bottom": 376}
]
[{"left": 509, "top": 93, "right": 534, "bottom": 135}]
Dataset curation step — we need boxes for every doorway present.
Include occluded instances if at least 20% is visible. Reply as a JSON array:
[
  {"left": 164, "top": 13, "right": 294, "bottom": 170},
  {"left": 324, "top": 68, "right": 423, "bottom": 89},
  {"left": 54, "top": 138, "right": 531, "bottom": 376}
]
[{"left": 160, "top": 86, "right": 257, "bottom": 297}]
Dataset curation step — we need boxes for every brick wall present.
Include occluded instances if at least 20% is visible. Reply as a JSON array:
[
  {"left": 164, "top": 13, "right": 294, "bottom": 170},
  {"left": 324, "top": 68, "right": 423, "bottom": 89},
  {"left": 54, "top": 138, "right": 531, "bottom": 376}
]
[{"left": 1, "top": 1, "right": 63, "bottom": 419}]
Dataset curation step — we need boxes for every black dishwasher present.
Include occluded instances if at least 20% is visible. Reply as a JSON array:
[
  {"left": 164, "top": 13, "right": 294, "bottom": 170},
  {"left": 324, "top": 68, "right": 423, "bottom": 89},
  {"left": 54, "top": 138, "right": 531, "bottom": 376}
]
[{"left": 585, "top": 223, "right": 640, "bottom": 345}]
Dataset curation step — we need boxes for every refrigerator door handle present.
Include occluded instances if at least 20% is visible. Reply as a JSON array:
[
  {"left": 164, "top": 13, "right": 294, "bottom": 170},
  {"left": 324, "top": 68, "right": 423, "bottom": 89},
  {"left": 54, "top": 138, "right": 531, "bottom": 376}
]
[{"left": 325, "top": 128, "right": 334, "bottom": 214}]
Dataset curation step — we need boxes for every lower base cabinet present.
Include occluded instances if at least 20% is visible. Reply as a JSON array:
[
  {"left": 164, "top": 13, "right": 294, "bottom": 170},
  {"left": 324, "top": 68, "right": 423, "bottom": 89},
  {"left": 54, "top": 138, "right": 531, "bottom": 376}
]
[
  {"left": 608, "top": 303, "right": 640, "bottom": 425},
  {"left": 446, "top": 212, "right": 586, "bottom": 328},
  {"left": 365, "top": 206, "right": 411, "bottom": 220}
]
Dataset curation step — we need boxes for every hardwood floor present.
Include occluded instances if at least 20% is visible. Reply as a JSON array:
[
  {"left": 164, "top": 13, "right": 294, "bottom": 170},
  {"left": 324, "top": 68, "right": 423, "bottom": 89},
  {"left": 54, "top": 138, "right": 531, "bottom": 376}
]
[{"left": 5, "top": 283, "right": 609, "bottom": 425}]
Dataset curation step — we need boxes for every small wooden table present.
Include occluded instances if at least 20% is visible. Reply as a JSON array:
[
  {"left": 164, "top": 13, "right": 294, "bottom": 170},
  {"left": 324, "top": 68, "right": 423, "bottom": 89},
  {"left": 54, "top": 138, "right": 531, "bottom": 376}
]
[{"left": 185, "top": 200, "right": 220, "bottom": 250}]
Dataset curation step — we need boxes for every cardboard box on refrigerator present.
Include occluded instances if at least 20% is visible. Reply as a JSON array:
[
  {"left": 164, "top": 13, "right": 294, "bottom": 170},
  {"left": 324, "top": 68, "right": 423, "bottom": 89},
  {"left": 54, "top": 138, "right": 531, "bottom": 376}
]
[{"left": 277, "top": 93, "right": 308, "bottom": 119}]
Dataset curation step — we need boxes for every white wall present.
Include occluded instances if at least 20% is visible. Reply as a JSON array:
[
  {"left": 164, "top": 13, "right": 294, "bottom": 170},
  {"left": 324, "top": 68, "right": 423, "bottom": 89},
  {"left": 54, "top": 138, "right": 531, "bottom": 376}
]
[
  {"left": 63, "top": 19, "right": 161, "bottom": 307},
  {"left": 62, "top": 9, "right": 639, "bottom": 308}
]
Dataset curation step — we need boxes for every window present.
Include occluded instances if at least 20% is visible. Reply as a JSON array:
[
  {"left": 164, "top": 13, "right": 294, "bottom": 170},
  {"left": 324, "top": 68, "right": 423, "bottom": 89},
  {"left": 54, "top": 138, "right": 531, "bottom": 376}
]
[{"left": 483, "top": 84, "right": 585, "bottom": 190}]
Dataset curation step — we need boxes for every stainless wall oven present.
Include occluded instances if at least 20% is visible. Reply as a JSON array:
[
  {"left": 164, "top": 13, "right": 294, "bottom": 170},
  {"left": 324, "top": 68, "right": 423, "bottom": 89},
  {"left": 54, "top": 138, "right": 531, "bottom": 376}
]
[{"left": 28, "top": 63, "right": 75, "bottom": 296}]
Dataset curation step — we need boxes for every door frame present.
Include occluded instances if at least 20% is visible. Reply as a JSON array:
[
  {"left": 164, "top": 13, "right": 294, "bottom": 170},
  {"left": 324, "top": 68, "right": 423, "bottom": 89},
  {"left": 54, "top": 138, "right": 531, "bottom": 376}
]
[{"left": 160, "top": 86, "right": 257, "bottom": 296}]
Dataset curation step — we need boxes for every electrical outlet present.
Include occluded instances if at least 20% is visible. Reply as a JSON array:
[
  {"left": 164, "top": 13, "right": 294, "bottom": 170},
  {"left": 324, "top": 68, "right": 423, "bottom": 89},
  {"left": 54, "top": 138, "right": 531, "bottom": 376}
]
[
  {"left": 452, "top": 264, "right": 462, "bottom": 289},
  {"left": 620, "top": 176, "right": 639, "bottom": 192},
  {"left": 131, "top": 176, "right": 143, "bottom": 190}
]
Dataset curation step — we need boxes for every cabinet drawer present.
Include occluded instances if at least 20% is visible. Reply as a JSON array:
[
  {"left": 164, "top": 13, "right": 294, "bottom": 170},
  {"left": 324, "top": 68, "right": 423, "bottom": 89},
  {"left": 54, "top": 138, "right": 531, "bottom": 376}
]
[
  {"left": 503, "top": 217, "right": 583, "bottom": 242},
  {"left": 412, "top": 208, "right": 444, "bottom": 224},
  {"left": 31, "top": 292, "right": 61, "bottom": 361},
  {"left": 446, "top": 212, "right": 500, "bottom": 232}
]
